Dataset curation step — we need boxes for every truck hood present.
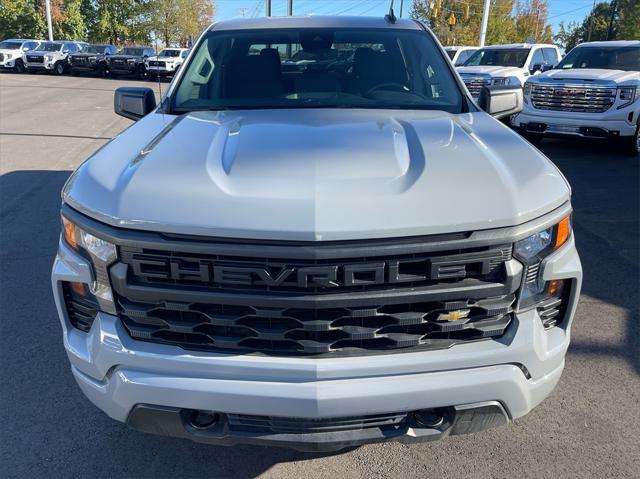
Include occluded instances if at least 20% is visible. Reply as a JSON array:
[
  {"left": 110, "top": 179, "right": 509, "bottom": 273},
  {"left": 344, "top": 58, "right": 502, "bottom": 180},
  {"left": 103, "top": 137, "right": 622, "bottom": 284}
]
[
  {"left": 456, "top": 65, "right": 523, "bottom": 77},
  {"left": 64, "top": 109, "right": 570, "bottom": 241},
  {"left": 532, "top": 68, "right": 640, "bottom": 84}
]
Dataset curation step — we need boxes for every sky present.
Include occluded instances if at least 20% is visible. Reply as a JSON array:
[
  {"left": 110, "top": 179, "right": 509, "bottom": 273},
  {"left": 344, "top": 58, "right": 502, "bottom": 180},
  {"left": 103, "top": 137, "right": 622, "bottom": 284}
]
[{"left": 214, "top": 0, "right": 599, "bottom": 34}]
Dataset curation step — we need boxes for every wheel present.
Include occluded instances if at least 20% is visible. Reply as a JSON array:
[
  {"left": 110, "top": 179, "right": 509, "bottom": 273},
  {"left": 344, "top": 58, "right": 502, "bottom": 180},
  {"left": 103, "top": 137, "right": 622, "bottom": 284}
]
[
  {"left": 53, "top": 61, "right": 65, "bottom": 75},
  {"left": 618, "top": 124, "right": 640, "bottom": 157},
  {"left": 14, "top": 59, "right": 25, "bottom": 73},
  {"left": 522, "top": 131, "right": 544, "bottom": 145},
  {"left": 137, "top": 64, "right": 146, "bottom": 80},
  {"left": 98, "top": 63, "right": 107, "bottom": 78}
]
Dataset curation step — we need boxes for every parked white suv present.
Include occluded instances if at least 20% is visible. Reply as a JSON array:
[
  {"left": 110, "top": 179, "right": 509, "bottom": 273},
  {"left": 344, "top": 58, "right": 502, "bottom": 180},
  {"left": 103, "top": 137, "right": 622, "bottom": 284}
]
[
  {"left": 145, "top": 48, "right": 189, "bottom": 80},
  {"left": 24, "top": 40, "right": 84, "bottom": 75},
  {"left": 457, "top": 43, "right": 561, "bottom": 97},
  {"left": 0, "top": 38, "right": 40, "bottom": 73},
  {"left": 514, "top": 40, "right": 640, "bottom": 156},
  {"left": 444, "top": 46, "right": 478, "bottom": 66}
]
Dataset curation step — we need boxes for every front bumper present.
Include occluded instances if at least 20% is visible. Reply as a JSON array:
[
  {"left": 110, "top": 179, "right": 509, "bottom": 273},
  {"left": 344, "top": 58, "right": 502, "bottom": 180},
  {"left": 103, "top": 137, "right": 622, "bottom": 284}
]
[
  {"left": 52, "top": 232, "right": 581, "bottom": 449},
  {"left": 514, "top": 107, "right": 639, "bottom": 138},
  {"left": 25, "top": 62, "right": 54, "bottom": 71}
]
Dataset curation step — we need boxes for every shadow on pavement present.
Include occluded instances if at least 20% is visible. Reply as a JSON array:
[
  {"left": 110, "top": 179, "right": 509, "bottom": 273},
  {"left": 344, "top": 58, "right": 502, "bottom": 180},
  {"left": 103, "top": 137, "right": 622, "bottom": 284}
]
[{"left": 539, "top": 138, "right": 639, "bottom": 374}]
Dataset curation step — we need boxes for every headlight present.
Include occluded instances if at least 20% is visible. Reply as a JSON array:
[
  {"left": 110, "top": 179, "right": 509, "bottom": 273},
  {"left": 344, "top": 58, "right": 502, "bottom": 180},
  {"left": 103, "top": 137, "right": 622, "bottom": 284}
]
[
  {"left": 62, "top": 216, "right": 117, "bottom": 315},
  {"left": 523, "top": 82, "right": 532, "bottom": 103},
  {"left": 127, "top": 58, "right": 136, "bottom": 64},
  {"left": 492, "top": 77, "right": 507, "bottom": 86},
  {"left": 514, "top": 215, "right": 571, "bottom": 311},
  {"left": 617, "top": 86, "right": 638, "bottom": 109},
  {"left": 6, "top": 53, "right": 12, "bottom": 59},
  {"left": 45, "top": 55, "right": 53, "bottom": 61},
  {"left": 88, "top": 56, "right": 96, "bottom": 62}
]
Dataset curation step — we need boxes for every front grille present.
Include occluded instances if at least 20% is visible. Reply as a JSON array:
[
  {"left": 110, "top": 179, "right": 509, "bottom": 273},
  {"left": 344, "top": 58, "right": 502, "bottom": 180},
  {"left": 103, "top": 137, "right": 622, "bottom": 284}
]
[
  {"left": 111, "top": 59, "right": 125, "bottom": 65},
  {"left": 110, "top": 236, "right": 519, "bottom": 356},
  {"left": 26, "top": 55, "right": 43, "bottom": 63},
  {"left": 531, "top": 84, "right": 616, "bottom": 113},
  {"left": 72, "top": 56, "right": 87, "bottom": 64},
  {"left": 227, "top": 412, "right": 406, "bottom": 433},
  {"left": 149, "top": 60, "right": 165, "bottom": 67},
  {"left": 462, "top": 77, "right": 491, "bottom": 96}
]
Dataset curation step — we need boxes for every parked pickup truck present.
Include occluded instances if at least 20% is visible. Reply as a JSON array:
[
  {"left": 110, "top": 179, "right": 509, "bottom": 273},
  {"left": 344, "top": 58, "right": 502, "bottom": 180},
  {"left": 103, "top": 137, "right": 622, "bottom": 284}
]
[
  {"left": 24, "top": 40, "right": 84, "bottom": 75},
  {"left": 444, "top": 45, "right": 478, "bottom": 66},
  {"left": 145, "top": 48, "right": 189, "bottom": 80},
  {"left": 457, "top": 43, "right": 561, "bottom": 97},
  {"left": 69, "top": 44, "right": 118, "bottom": 76},
  {"left": 514, "top": 40, "right": 640, "bottom": 156},
  {"left": 106, "top": 46, "right": 155, "bottom": 78},
  {"left": 0, "top": 38, "right": 40, "bottom": 73},
  {"left": 53, "top": 15, "right": 581, "bottom": 452}
]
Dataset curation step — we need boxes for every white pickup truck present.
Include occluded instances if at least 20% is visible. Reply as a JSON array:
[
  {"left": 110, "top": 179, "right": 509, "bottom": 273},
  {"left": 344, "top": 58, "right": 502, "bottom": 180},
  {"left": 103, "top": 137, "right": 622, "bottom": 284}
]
[
  {"left": 514, "top": 40, "right": 640, "bottom": 156},
  {"left": 457, "top": 43, "right": 561, "bottom": 97}
]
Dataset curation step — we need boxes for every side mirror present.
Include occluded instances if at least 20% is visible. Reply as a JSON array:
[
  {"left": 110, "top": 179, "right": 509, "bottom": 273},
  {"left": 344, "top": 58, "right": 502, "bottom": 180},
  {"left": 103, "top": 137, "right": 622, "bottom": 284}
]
[
  {"left": 540, "top": 64, "right": 554, "bottom": 72},
  {"left": 530, "top": 63, "right": 542, "bottom": 74},
  {"left": 114, "top": 87, "right": 156, "bottom": 121},
  {"left": 478, "top": 85, "right": 523, "bottom": 120}
]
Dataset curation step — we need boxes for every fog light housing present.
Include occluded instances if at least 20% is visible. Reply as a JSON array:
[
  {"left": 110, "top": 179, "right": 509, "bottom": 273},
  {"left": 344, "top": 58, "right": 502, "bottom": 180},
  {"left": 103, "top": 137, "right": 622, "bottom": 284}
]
[{"left": 62, "top": 281, "right": 100, "bottom": 332}]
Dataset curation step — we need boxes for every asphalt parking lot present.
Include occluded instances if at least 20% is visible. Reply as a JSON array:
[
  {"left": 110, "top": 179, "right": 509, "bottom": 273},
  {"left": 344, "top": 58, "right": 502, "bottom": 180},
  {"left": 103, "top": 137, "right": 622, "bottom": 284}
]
[{"left": 0, "top": 73, "right": 638, "bottom": 478}]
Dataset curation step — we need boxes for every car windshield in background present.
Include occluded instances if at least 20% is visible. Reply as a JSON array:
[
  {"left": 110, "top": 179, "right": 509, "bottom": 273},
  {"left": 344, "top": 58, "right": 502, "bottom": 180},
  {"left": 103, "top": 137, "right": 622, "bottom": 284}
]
[
  {"left": 556, "top": 46, "right": 640, "bottom": 71},
  {"left": 445, "top": 50, "right": 456, "bottom": 60},
  {"left": 36, "top": 42, "right": 62, "bottom": 52},
  {"left": 121, "top": 48, "right": 144, "bottom": 56},
  {"left": 463, "top": 48, "right": 530, "bottom": 67},
  {"left": 0, "top": 41, "right": 22, "bottom": 50},
  {"left": 85, "top": 45, "right": 106, "bottom": 54},
  {"left": 173, "top": 28, "right": 463, "bottom": 113},
  {"left": 159, "top": 50, "right": 181, "bottom": 57}
]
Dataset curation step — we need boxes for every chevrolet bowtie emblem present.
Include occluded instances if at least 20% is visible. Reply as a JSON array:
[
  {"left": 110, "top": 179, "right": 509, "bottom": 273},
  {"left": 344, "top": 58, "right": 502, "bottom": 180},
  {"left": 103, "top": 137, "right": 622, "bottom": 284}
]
[{"left": 437, "top": 309, "right": 470, "bottom": 322}]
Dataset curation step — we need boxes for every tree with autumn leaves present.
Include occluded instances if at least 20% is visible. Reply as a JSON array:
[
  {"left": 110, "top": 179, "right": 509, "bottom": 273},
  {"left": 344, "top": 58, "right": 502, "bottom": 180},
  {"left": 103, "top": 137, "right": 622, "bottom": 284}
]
[
  {"left": 410, "top": 0, "right": 554, "bottom": 46},
  {"left": 0, "top": 0, "right": 213, "bottom": 47}
]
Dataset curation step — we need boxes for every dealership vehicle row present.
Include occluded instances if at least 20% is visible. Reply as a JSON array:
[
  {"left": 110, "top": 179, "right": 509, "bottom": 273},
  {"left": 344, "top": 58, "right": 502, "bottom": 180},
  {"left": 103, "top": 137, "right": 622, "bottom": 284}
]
[{"left": 1, "top": 35, "right": 638, "bottom": 155}]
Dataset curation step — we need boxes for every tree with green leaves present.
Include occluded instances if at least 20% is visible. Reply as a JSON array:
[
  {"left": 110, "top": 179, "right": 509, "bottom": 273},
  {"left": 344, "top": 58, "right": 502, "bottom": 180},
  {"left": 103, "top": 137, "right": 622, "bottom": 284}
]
[{"left": 148, "top": 0, "right": 213, "bottom": 47}]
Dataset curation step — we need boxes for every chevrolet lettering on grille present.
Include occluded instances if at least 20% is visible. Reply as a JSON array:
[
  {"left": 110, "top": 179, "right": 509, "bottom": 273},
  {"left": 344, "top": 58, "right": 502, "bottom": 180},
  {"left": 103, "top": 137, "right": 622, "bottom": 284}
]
[{"left": 130, "top": 256, "right": 496, "bottom": 288}]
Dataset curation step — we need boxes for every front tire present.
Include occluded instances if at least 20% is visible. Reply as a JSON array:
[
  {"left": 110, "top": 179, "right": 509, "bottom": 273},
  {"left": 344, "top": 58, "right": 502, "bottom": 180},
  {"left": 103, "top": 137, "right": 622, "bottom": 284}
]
[
  {"left": 14, "top": 59, "right": 25, "bottom": 73},
  {"left": 522, "top": 131, "right": 544, "bottom": 145},
  {"left": 53, "top": 61, "right": 65, "bottom": 75},
  {"left": 619, "top": 124, "right": 640, "bottom": 157},
  {"left": 137, "top": 64, "right": 146, "bottom": 80}
]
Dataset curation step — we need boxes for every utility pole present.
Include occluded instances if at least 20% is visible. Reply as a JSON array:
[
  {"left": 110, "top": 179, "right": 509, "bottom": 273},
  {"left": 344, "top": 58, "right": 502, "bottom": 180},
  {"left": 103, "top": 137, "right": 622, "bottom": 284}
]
[
  {"left": 266, "top": 0, "right": 271, "bottom": 16},
  {"left": 45, "top": 0, "right": 53, "bottom": 41},
  {"left": 287, "top": 0, "right": 293, "bottom": 16},
  {"left": 606, "top": 0, "right": 617, "bottom": 41},
  {"left": 587, "top": 0, "right": 596, "bottom": 41},
  {"left": 479, "top": 0, "right": 490, "bottom": 47}
]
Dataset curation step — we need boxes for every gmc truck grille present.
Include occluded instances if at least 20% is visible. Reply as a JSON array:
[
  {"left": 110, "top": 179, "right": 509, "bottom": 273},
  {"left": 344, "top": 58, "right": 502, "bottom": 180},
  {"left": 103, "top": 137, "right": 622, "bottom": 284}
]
[
  {"left": 108, "top": 234, "right": 519, "bottom": 356},
  {"left": 72, "top": 56, "right": 87, "bottom": 64},
  {"left": 531, "top": 84, "right": 616, "bottom": 113},
  {"left": 462, "top": 77, "right": 491, "bottom": 97},
  {"left": 26, "top": 55, "right": 43, "bottom": 63},
  {"left": 149, "top": 60, "right": 165, "bottom": 67}
]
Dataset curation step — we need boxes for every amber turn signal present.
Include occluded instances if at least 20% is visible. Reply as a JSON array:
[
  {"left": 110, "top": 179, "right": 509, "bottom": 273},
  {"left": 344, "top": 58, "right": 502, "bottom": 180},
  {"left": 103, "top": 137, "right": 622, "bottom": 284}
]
[
  {"left": 62, "top": 216, "right": 78, "bottom": 250},
  {"left": 555, "top": 216, "right": 571, "bottom": 250}
]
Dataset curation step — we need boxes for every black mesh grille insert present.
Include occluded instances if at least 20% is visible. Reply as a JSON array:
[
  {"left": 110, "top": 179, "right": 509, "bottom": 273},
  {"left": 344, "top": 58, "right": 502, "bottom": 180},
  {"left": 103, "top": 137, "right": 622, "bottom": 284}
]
[
  {"left": 119, "top": 295, "right": 515, "bottom": 355},
  {"left": 62, "top": 283, "right": 99, "bottom": 332}
]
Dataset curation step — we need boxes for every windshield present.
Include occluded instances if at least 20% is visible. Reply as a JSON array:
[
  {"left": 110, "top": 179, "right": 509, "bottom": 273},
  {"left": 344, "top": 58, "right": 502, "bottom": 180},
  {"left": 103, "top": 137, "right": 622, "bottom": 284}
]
[
  {"left": 85, "top": 45, "right": 106, "bottom": 54},
  {"left": 159, "top": 49, "right": 181, "bottom": 57},
  {"left": 173, "top": 28, "right": 463, "bottom": 113},
  {"left": 464, "top": 48, "right": 530, "bottom": 67},
  {"left": 556, "top": 46, "right": 640, "bottom": 71},
  {"left": 120, "top": 48, "right": 144, "bottom": 56},
  {"left": 35, "top": 42, "right": 62, "bottom": 52},
  {"left": 0, "top": 41, "right": 22, "bottom": 50}
]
